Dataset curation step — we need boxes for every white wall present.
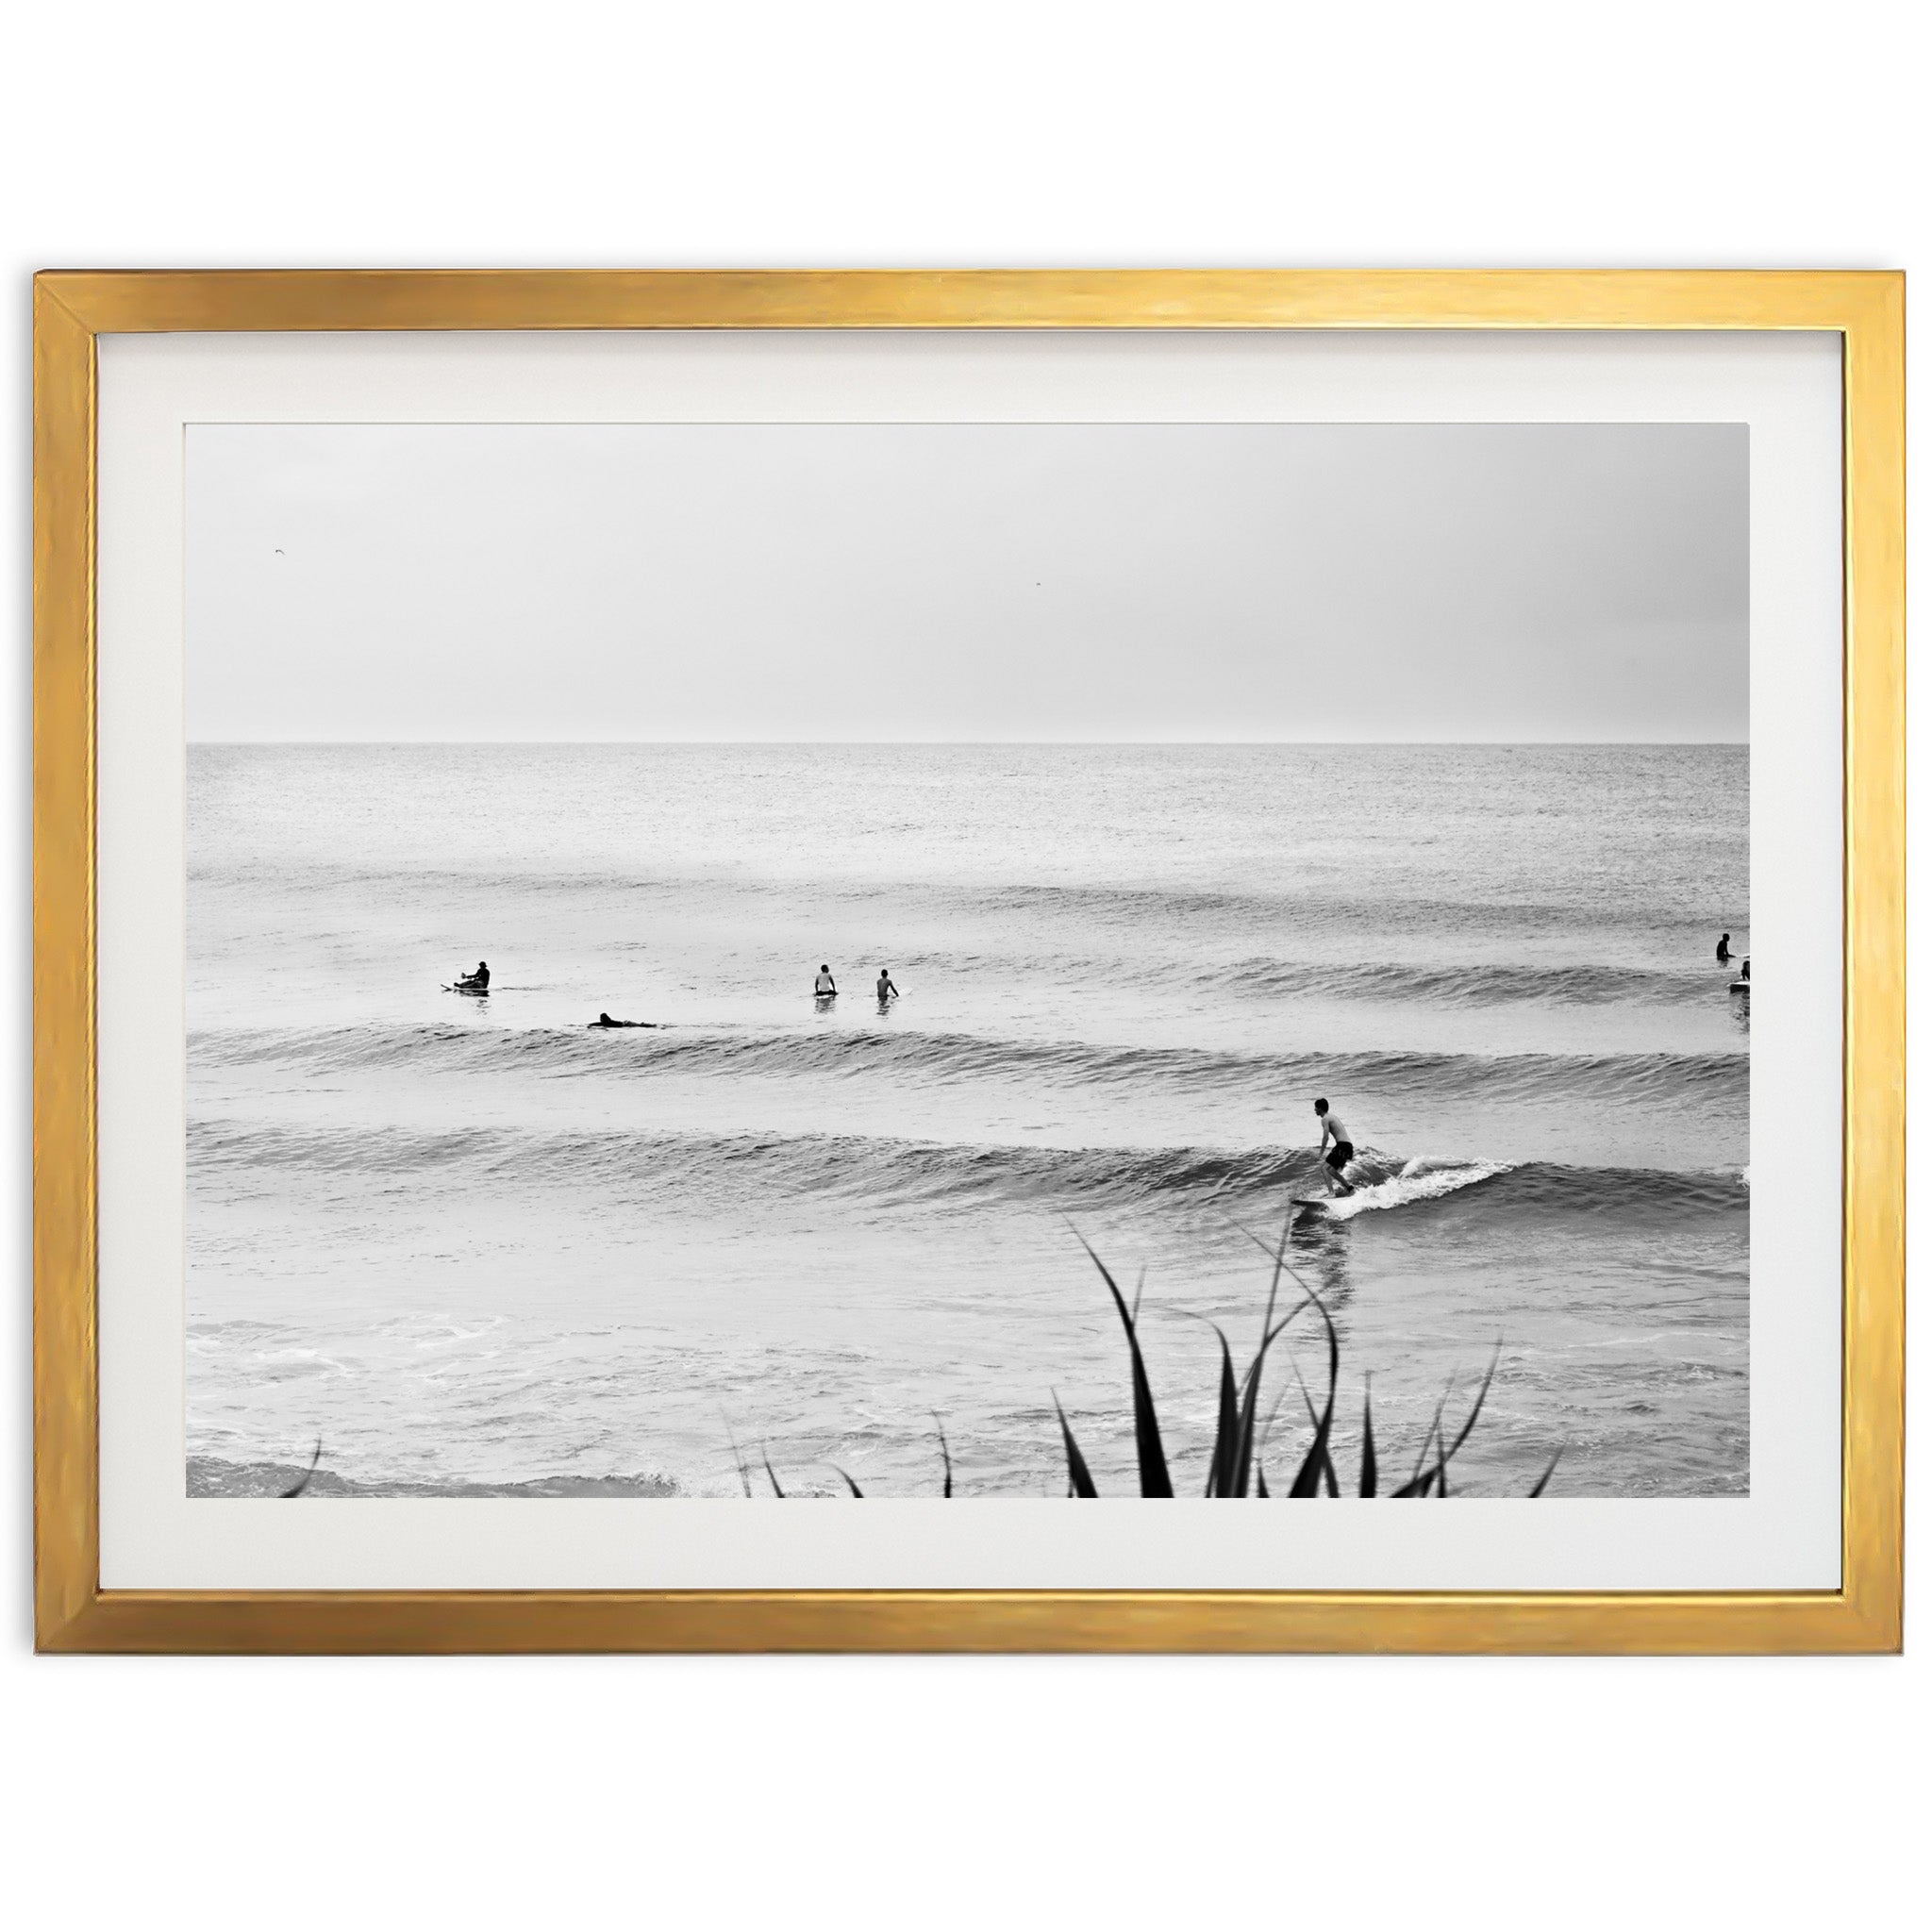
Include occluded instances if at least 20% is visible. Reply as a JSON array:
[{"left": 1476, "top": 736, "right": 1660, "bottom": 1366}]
[{"left": 3, "top": 5, "right": 1921, "bottom": 1924}]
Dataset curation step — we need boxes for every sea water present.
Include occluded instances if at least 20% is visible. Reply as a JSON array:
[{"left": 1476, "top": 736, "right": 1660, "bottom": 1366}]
[{"left": 187, "top": 743, "right": 1748, "bottom": 1497}]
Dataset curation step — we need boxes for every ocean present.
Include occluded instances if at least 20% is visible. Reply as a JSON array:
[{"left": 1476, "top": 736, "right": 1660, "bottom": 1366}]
[{"left": 186, "top": 742, "right": 1749, "bottom": 1498}]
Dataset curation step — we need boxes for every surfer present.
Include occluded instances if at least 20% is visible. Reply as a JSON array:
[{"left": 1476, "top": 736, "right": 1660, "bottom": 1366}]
[
  {"left": 588, "top": 1012, "right": 656, "bottom": 1028},
  {"left": 455, "top": 960, "right": 490, "bottom": 991},
  {"left": 875, "top": 966, "right": 899, "bottom": 1004},
  {"left": 814, "top": 964, "right": 838, "bottom": 999},
  {"left": 1730, "top": 958, "right": 1751, "bottom": 993},
  {"left": 1314, "top": 1097, "right": 1357, "bottom": 1196},
  {"left": 1716, "top": 934, "right": 1732, "bottom": 963}
]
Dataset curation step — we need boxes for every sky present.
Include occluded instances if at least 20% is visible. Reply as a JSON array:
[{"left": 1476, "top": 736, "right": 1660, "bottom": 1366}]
[{"left": 187, "top": 422, "right": 1747, "bottom": 742}]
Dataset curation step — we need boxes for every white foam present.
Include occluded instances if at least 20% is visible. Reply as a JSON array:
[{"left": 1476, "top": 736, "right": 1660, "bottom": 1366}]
[{"left": 1321, "top": 1156, "right": 1513, "bottom": 1221}]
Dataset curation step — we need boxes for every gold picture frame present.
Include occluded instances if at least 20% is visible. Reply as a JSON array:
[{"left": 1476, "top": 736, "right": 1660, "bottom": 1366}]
[{"left": 33, "top": 270, "right": 1904, "bottom": 1654}]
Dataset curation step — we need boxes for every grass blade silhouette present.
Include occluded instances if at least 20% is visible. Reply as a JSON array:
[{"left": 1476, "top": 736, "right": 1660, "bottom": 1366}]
[
  {"left": 1203, "top": 1323, "right": 1240, "bottom": 1496},
  {"left": 1528, "top": 1442, "right": 1566, "bottom": 1497},
  {"left": 1229, "top": 1223, "right": 1293, "bottom": 1494},
  {"left": 830, "top": 1465, "right": 864, "bottom": 1497},
  {"left": 1053, "top": 1392, "right": 1100, "bottom": 1498},
  {"left": 1413, "top": 1342, "right": 1504, "bottom": 1498},
  {"left": 760, "top": 1447, "right": 786, "bottom": 1499},
  {"left": 1440, "top": 1343, "right": 1502, "bottom": 1472},
  {"left": 722, "top": 1415, "right": 754, "bottom": 1497},
  {"left": 933, "top": 1413, "right": 954, "bottom": 1498},
  {"left": 1392, "top": 1391, "right": 1450, "bottom": 1497},
  {"left": 1287, "top": 1288, "right": 1341, "bottom": 1497},
  {"left": 1281, "top": 1351, "right": 1339, "bottom": 1495},
  {"left": 280, "top": 1438, "right": 323, "bottom": 1498},
  {"left": 1225, "top": 1220, "right": 1324, "bottom": 1495},
  {"left": 1359, "top": 1379, "right": 1378, "bottom": 1497},
  {"left": 1072, "top": 1228, "right": 1172, "bottom": 1496},
  {"left": 1173, "top": 1304, "right": 1251, "bottom": 1494}
]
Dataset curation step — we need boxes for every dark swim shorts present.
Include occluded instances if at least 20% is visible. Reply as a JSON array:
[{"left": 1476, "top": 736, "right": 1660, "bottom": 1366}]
[{"left": 1324, "top": 1141, "right": 1355, "bottom": 1172}]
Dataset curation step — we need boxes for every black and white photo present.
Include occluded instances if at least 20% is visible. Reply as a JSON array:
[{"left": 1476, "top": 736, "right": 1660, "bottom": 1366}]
[{"left": 185, "top": 420, "right": 1750, "bottom": 1502}]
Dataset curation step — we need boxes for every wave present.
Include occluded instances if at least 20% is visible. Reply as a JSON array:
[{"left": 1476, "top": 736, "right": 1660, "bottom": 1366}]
[
  {"left": 952, "top": 881, "right": 1737, "bottom": 941},
  {"left": 185, "top": 1455, "right": 678, "bottom": 1499},
  {"left": 1314, "top": 1158, "right": 1512, "bottom": 1220},
  {"left": 876, "top": 948, "right": 1727, "bottom": 1010},
  {"left": 189, "top": 1115, "right": 1749, "bottom": 1224},
  {"left": 1304, "top": 1156, "right": 1745, "bottom": 1223},
  {"left": 192, "top": 1020, "right": 1747, "bottom": 1108},
  {"left": 1202, "top": 957, "right": 1722, "bottom": 1009}
]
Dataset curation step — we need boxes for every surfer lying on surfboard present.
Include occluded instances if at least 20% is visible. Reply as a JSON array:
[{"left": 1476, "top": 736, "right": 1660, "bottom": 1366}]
[
  {"left": 588, "top": 1012, "right": 658, "bottom": 1028},
  {"left": 1314, "top": 1097, "right": 1357, "bottom": 1196}
]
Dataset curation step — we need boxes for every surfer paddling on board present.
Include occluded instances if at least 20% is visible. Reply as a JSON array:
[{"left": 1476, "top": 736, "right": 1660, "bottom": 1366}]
[
  {"left": 1314, "top": 1098, "right": 1357, "bottom": 1197},
  {"left": 813, "top": 964, "right": 838, "bottom": 1001},
  {"left": 875, "top": 966, "right": 899, "bottom": 1006},
  {"left": 588, "top": 1012, "right": 657, "bottom": 1028}
]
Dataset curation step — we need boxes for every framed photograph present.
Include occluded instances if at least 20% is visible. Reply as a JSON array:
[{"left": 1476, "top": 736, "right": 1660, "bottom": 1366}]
[{"left": 33, "top": 271, "right": 1902, "bottom": 1653}]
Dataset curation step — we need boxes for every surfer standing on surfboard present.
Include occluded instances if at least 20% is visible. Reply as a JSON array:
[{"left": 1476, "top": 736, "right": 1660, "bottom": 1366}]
[{"left": 1314, "top": 1098, "right": 1357, "bottom": 1196}]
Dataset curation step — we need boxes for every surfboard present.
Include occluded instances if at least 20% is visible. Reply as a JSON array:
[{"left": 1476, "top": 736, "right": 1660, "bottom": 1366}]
[
  {"left": 443, "top": 983, "right": 489, "bottom": 996},
  {"left": 1290, "top": 1197, "right": 1334, "bottom": 1214}
]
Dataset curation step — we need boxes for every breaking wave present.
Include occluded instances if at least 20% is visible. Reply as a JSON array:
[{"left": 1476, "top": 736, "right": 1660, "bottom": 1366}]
[{"left": 189, "top": 1114, "right": 1749, "bottom": 1224}]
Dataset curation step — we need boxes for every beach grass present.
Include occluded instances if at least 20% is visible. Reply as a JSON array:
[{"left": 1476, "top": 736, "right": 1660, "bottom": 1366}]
[
  {"left": 1035, "top": 1223, "right": 1560, "bottom": 1499},
  {"left": 741, "top": 1222, "right": 1564, "bottom": 1500},
  {"left": 271, "top": 1227, "right": 1563, "bottom": 1501}
]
